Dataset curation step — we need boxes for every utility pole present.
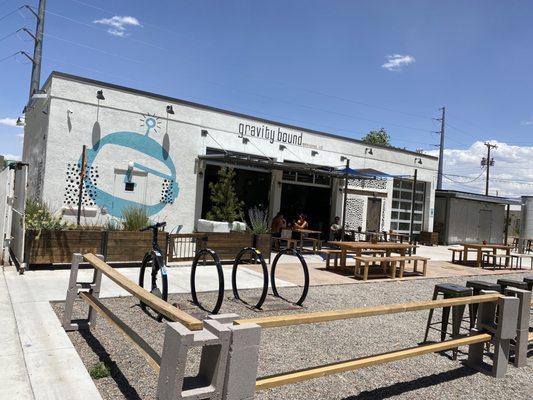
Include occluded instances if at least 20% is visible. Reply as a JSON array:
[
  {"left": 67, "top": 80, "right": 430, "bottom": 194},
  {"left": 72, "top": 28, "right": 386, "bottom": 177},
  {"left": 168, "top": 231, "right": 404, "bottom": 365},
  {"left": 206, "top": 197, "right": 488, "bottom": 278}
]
[
  {"left": 28, "top": 0, "right": 46, "bottom": 100},
  {"left": 436, "top": 107, "right": 445, "bottom": 190},
  {"left": 481, "top": 142, "right": 497, "bottom": 196},
  {"left": 341, "top": 157, "right": 350, "bottom": 239}
]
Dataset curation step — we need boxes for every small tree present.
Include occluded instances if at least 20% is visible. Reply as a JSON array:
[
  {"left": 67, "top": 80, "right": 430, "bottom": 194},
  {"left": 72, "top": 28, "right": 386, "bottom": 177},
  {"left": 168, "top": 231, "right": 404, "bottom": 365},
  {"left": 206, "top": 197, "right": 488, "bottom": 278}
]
[
  {"left": 362, "top": 128, "right": 391, "bottom": 146},
  {"left": 206, "top": 167, "right": 243, "bottom": 222}
]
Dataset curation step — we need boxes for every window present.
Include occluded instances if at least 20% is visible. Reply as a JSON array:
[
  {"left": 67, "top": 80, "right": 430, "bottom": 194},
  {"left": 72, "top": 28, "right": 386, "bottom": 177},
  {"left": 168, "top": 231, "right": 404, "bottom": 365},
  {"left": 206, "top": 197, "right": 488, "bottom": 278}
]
[
  {"left": 390, "top": 178, "right": 426, "bottom": 234},
  {"left": 125, "top": 182, "right": 135, "bottom": 192}
]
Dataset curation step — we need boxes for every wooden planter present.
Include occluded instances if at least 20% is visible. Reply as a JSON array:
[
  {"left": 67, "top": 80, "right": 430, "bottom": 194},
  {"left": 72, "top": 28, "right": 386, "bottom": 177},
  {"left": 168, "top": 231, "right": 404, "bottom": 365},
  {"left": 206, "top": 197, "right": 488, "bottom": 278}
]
[
  {"left": 25, "top": 229, "right": 167, "bottom": 266},
  {"left": 197, "top": 231, "right": 271, "bottom": 262},
  {"left": 25, "top": 230, "right": 105, "bottom": 265},
  {"left": 104, "top": 231, "right": 158, "bottom": 262},
  {"left": 253, "top": 233, "right": 272, "bottom": 260}
]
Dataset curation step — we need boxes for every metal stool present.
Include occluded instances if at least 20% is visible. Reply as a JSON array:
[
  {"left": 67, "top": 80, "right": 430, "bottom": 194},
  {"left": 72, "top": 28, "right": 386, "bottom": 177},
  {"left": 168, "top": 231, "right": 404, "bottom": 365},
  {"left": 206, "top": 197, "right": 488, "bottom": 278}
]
[
  {"left": 465, "top": 280, "right": 502, "bottom": 329},
  {"left": 423, "top": 283, "right": 473, "bottom": 359},
  {"left": 496, "top": 278, "right": 529, "bottom": 291},
  {"left": 523, "top": 277, "right": 533, "bottom": 291}
]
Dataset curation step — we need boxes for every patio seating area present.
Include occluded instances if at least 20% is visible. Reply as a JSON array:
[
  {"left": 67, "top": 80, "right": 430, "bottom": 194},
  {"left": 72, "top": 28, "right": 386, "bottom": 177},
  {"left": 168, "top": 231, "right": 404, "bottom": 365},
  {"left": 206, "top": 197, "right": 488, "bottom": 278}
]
[{"left": 447, "top": 242, "right": 533, "bottom": 271}]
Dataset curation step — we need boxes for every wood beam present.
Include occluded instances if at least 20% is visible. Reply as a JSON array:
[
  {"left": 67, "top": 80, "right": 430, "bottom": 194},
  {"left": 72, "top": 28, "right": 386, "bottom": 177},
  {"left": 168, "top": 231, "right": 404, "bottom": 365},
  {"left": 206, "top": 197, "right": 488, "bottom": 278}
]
[
  {"left": 83, "top": 253, "right": 203, "bottom": 330},
  {"left": 256, "top": 333, "right": 492, "bottom": 390},
  {"left": 235, "top": 294, "right": 501, "bottom": 329}
]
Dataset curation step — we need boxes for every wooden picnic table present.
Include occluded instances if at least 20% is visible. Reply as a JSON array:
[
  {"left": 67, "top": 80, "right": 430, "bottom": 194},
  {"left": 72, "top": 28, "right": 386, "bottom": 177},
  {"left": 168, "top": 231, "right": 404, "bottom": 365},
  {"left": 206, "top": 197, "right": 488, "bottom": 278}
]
[
  {"left": 329, "top": 241, "right": 415, "bottom": 270},
  {"left": 294, "top": 229, "right": 322, "bottom": 252},
  {"left": 345, "top": 230, "right": 384, "bottom": 242},
  {"left": 460, "top": 243, "right": 511, "bottom": 268}
]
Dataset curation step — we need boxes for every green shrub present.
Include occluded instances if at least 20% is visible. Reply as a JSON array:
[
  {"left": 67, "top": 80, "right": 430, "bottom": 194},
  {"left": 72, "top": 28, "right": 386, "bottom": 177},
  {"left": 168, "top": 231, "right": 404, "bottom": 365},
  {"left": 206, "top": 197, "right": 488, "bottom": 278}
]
[
  {"left": 121, "top": 206, "right": 150, "bottom": 231},
  {"left": 25, "top": 199, "right": 66, "bottom": 231},
  {"left": 89, "top": 362, "right": 111, "bottom": 379},
  {"left": 248, "top": 207, "right": 270, "bottom": 234}
]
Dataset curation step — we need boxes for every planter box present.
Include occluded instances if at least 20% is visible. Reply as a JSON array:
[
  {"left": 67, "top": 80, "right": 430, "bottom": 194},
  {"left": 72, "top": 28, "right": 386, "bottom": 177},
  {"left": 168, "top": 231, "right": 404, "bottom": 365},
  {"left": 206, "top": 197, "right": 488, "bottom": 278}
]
[
  {"left": 25, "top": 229, "right": 167, "bottom": 266},
  {"left": 104, "top": 231, "right": 159, "bottom": 262},
  {"left": 198, "top": 231, "right": 271, "bottom": 262},
  {"left": 253, "top": 233, "right": 272, "bottom": 260},
  {"left": 25, "top": 230, "right": 105, "bottom": 265}
]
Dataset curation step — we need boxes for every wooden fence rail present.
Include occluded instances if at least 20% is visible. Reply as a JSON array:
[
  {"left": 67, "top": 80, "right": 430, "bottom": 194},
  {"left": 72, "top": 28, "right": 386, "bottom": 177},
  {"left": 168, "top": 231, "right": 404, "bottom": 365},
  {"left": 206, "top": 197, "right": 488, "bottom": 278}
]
[
  {"left": 234, "top": 293, "right": 502, "bottom": 328},
  {"left": 83, "top": 253, "right": 203, "bottom": 330},
  {"left": 255, "top": 333, "right": 492, "bottom": 390}
]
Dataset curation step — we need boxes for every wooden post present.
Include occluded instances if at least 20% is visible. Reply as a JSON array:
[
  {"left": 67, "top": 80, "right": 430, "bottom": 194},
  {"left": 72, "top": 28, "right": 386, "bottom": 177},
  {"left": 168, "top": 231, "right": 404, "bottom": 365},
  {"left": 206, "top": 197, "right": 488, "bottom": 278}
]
[
  {"left": 76, "top": 145, "right": 87, "bottom": 226},
  {"left": 341, "top": 158, "right": 349, "bottom": 239}
]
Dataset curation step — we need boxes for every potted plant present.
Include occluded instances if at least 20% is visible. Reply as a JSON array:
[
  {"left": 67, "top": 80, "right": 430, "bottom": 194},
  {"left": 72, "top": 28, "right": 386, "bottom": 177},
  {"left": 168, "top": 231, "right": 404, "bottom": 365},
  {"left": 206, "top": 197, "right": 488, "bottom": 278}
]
[{"left": 248, "top": 207, "right": 271, "bottom": 259}]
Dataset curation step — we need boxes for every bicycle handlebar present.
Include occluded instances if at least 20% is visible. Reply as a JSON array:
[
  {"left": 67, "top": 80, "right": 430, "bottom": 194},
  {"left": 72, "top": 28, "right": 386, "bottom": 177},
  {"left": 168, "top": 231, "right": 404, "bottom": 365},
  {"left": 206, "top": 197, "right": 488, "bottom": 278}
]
[{"left": 140, "top": 221, "right": 167, "bottom": 232}]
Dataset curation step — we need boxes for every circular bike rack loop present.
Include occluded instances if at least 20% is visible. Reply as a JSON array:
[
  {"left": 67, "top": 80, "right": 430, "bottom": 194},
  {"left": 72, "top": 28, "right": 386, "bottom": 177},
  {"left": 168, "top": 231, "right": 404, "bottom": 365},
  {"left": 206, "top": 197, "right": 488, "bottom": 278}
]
[
  {"left": 231, "top": 247, "right": 269, "bottom": 309},
  {"left": 270, "top": 248, "right": 310, "bottom": 306},
  {"left": 190, "top": 248, "right": 225, "bottom": 314}
]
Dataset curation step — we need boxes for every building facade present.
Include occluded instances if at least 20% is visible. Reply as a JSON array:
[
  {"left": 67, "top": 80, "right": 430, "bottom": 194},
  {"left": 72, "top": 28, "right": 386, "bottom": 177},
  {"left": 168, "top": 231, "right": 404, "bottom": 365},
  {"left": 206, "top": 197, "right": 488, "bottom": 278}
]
[{"left": 23, "top": 72, "right": 438, "bottom": 235}]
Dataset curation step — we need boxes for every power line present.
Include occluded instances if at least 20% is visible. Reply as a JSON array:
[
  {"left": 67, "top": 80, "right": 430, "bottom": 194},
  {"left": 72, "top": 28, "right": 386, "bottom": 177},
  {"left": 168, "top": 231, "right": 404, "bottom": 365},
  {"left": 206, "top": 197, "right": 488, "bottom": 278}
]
[
  {"left": 443, "top": 168, "right": 486, "bottom": 184},
  {"left": 64, "top": 0, "right": 438, "bottom": 124},
  {"left": 0, "top": 6, "right": 23, "bottom": 23}
]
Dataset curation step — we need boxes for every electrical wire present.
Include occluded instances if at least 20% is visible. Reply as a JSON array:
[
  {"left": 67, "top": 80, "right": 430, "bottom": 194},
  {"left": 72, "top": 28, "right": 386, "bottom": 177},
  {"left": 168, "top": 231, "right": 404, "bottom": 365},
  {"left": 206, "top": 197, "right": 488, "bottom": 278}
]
[
  {"left": 0, "top": 29, "right": 21, "bottom": 43},
  {"left": 68, "top": 0, "right": 439, "bottom": 122},
  {"left": 443, "top": 168, "right": 486, "bottom": 184},
  {"left": 0, "top": 51, "right": 21, "bottom": 63},
  {"left": 0, "top": 6, "right": 23, "bottom": 23}
]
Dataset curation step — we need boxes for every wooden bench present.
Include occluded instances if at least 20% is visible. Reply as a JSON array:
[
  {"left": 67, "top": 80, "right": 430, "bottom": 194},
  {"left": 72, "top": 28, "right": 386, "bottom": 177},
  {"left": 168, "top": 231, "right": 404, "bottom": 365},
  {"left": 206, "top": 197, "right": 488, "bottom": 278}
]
[
  {"left": 354, "top": 255, "right": 429, "bottom": 280},
  {"left": 322, "top": 249, "right": 356, "bottom": 269},
  {"left": 400, "top": 255, "right": 429, "bottom": 277},
  {"left": 482, "top": 254, "right": 515, "bottom": 270},
  {"left": 304, "top": 237, "right": 322, "bottom": 253},
  {"left": 511, "top": 254, "right": 533, "bottom": 270},
  {"left": 448, "top": 248, "right": 463, "bottom": 263}
]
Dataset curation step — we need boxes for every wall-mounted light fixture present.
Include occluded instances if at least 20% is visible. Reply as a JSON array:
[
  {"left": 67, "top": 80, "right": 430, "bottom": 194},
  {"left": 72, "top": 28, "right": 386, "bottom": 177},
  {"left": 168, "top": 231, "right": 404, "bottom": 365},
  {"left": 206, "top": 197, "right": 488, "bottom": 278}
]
[
  {"left": 166, "top": 105, "right": 174, "bottom": 114},
  {"left": 414, "top": 157, "right": 423, "bottom": 165},
  {"left": 279, "top": 144, "right": 286, "bottom": 151},
  {"left": 311, "top": 150, "right": 319, "bottom": 156},
  {"left": 16, "top": 117, "right": 25, "bottom": 126},
  {"left": 96, "top": 90, "right": 105, "bottom": 100},
  {"left": 365, "top": 148, "right": 373, "bottom": 155},
  {"left": 31, "top": 89, "right": 47, "bottom": 101},
  {"left": 201, "top": 129, "right": 208, "bottom": 137},
  {"left": 242, "top": 137, "right": 249, "bottom": 144},
  {"left": 340, "top": 155, "right": 349, "bottom": 162}
]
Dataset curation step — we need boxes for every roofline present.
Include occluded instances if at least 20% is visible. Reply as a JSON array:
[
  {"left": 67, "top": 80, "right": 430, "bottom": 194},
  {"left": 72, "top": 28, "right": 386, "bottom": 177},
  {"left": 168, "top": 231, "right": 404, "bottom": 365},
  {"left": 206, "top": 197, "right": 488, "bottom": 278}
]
[
  {"left": 436, "top": 189, "right": 521, "bottom": 205},
  {"left": 43, "top": 71, "right": 438, "bottom": 161}
]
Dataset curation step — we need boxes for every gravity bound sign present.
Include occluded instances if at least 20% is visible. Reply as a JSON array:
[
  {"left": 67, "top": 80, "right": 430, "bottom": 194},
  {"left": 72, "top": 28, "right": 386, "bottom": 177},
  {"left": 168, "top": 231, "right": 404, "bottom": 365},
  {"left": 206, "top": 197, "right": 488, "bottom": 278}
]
[{"left": 81, "top": 114, "right": 179, "bottom": 218}]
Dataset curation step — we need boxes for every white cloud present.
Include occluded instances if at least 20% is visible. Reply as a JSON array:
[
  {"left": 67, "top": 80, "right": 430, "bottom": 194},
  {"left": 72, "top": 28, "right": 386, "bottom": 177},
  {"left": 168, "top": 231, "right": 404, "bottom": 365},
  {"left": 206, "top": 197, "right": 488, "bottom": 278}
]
[
  {"left": 427, "top": 141, "right": 533, "bottom": 197},
  {"left": 382, "top": 54, "right": 416, "bottom": 71},
  {"left": 0, "top": 117, "right": 22, "bottom": 128},
  {"left": 2, "top": 154, "right": 21, "bottom": 161},
  {"left": 93, "top": 15, "right": 141, "bottom": 37},
  {"left": 520, "top": 117, "right": 533, "bottom": 126}
]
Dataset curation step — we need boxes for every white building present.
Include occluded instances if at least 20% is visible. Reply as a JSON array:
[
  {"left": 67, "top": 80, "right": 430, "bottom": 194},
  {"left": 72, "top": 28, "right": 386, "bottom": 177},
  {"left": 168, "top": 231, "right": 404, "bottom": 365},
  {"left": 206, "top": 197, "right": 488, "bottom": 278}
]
[{"left": 23, "top": 72, "right": 438, "bottom": 236}]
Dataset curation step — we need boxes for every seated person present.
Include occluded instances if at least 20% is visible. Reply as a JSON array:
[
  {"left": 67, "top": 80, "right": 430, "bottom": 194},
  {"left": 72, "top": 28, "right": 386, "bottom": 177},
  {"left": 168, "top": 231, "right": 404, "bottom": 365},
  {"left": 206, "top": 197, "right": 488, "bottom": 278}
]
[
  {"left": 330, "top": 216, "right": 342, "bottom": 241},
  {"left": 271, "top": 212, "right": 286, "bottom": 237},
  {"left": 294, "top": 214, "right": 309, "bottom": 230}
]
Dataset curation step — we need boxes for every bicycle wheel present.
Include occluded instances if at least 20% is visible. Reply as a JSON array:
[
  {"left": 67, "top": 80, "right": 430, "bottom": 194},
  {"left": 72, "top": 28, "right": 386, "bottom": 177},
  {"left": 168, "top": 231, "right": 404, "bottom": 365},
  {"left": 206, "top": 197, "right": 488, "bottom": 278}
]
[
  {"left": 138, "top": 251, "right": 169, "bottom": 320},
  {"left": 190, "top": 248, "right": 225, "bottom": 314},
  {"left": 271, "top": 247, "right": 309, "bottom": 306},
  {"left": 232, "top": 247, "right": 269, "bottom": 309}
]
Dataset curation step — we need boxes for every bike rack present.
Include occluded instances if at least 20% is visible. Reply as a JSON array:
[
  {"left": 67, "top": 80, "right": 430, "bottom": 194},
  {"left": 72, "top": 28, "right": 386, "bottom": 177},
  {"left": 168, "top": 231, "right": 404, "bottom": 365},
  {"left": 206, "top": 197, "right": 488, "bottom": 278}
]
[
  {"left": 190, "top": 248, "right": 225, "bottom": 314},
  {"left": 231, "top": 247, "right": 269, "bottom": 309},
  {"left": 270, "top": 247, "right": 310, "bottom": 306}
]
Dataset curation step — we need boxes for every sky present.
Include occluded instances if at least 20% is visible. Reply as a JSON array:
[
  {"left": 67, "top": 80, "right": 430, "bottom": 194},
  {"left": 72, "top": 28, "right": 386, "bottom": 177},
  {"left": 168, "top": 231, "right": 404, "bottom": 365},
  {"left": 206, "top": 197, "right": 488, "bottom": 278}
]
[{"left": 0, "top": 0, "right": 532, "bottom": 197}]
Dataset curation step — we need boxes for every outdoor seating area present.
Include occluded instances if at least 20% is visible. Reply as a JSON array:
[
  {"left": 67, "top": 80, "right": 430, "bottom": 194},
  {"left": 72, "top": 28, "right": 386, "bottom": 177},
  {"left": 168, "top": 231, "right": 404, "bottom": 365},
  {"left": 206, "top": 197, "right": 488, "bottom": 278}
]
[{"left": 447, "top": 242, "right": 533, "bottom": 271}]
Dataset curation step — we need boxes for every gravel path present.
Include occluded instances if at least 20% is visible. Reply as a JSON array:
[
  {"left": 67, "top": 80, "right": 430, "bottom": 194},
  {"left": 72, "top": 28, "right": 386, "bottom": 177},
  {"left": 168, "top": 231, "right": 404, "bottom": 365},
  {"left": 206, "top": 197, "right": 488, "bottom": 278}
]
[{"left": 52, "top": 272, "right": 533, "bottom": 400}]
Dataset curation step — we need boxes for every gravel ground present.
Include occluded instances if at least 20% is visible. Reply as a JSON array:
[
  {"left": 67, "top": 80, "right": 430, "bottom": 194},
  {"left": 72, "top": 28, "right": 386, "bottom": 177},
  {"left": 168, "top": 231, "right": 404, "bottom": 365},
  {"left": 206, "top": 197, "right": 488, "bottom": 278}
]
[{"left": 51, "top": 272, "right": 533, "bottom": 400}]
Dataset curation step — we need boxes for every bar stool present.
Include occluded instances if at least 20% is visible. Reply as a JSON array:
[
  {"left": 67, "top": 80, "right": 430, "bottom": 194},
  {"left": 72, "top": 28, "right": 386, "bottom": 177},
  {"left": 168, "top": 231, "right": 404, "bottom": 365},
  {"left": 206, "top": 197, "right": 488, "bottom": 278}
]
[
  {"left": 523, "top": 277, "right": 533, "bottom": 291},
  {"left": 465, "top": 280, "right": 502, "bottom": 329},
  {"left": 423, "top": 283, "right": 473, "bottom": 359},
  {"left": 496, "top": 278, "right": 529, "bottom": 292}
]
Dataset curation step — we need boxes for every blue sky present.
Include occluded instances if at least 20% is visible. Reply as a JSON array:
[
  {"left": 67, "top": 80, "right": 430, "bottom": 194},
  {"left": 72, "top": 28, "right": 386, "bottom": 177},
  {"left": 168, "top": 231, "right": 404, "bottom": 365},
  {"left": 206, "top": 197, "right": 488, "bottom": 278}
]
[{"left": 1, "top": 0, "right": 532, "bottom": 195}]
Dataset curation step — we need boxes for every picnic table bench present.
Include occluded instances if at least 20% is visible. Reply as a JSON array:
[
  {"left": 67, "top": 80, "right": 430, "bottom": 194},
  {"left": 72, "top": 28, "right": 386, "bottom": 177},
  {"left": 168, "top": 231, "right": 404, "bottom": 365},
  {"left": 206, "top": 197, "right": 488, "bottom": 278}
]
[{"left": 354, "top": 254, "right": 429, "bottom": 280}]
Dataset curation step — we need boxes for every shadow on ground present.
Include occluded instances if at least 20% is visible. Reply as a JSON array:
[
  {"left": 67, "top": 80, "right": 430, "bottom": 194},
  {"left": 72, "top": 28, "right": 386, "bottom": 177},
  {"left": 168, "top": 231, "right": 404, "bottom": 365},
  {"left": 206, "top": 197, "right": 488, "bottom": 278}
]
[{"left": 343, "top": 366, "right": 477, "bottom": 400}]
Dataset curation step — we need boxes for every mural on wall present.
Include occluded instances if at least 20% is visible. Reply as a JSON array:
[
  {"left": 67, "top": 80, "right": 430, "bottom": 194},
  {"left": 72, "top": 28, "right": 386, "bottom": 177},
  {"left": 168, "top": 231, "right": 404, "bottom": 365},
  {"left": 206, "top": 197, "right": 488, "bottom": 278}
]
[{"left": 80, "top": 114, "right": 179, "bottom": 218}]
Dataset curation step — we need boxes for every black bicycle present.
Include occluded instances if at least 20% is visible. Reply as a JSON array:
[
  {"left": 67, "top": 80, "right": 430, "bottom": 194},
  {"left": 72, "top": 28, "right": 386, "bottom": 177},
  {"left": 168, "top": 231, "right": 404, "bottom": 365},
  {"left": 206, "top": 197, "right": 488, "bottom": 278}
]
[{"left": 138, "top": 221, "right": 168, "bottom": 321}]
